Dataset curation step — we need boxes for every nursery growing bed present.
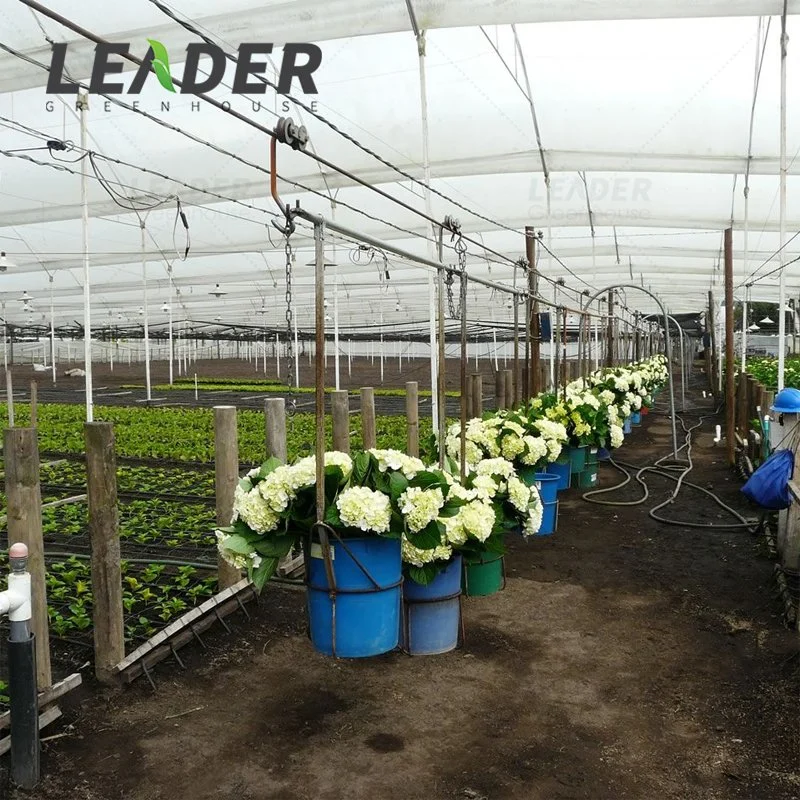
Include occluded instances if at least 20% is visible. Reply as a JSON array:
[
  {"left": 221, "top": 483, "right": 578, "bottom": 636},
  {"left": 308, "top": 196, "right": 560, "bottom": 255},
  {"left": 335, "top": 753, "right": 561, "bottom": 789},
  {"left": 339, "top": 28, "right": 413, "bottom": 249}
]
[{"left": 4, "top": 384, "right": 797, "bottom": 800}]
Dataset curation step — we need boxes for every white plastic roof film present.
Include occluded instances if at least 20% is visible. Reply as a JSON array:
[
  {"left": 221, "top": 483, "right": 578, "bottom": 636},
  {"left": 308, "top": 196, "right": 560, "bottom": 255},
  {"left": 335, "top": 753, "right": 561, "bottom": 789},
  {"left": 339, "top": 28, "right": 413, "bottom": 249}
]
[{"left": 1, "top": 2, "right": 800, "bottom": 330}]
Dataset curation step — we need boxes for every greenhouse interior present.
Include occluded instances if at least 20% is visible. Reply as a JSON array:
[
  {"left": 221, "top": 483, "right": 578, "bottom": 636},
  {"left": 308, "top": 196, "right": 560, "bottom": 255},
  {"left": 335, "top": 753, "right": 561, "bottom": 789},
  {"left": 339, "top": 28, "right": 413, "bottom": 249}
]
[{"left": 0, "top": 2, "right": 798, "bottom": 799}]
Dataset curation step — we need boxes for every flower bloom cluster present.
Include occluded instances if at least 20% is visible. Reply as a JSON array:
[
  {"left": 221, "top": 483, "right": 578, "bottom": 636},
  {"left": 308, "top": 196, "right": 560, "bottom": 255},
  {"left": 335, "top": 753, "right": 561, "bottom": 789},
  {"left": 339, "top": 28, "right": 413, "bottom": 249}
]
[
  {"left": 336, "top": 486, "right": 392, "bottom": 533},
  {"left": 399, "top": 486, "right": 445, "bottom": 532},
  {"left": 369, "top": 449, "right": 426, "bottom": 479}
]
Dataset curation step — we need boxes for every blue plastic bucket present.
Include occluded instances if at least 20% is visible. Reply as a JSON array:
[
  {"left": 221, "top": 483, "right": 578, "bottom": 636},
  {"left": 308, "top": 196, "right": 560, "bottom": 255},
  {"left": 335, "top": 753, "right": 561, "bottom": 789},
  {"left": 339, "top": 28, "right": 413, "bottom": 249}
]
[
  {"left": 623, "top": 417, "right": 632, "bottom": 435},
  {"left": 532, "top": 472, "right": 559, "bottom": 504},
  {"left": 632, "top": 411, "right": 642, "bottom": 426},
  {"left": 538, "top": 499, "right": 558, "bottom": 536},
  {"left": 597, "top": 446, "right": 611, "bottom": 461},
  {"left": 401, "top": 555, "right": 462, "bottom": 656},
  {"left": 307, "top": 536, "right": 402, "bottom": 658},
  {"left": 568, "top": 445, "right": 587, "bottom": 472},
  {"left": 545, "top": 457, "right": 571, "bottom": 491}
]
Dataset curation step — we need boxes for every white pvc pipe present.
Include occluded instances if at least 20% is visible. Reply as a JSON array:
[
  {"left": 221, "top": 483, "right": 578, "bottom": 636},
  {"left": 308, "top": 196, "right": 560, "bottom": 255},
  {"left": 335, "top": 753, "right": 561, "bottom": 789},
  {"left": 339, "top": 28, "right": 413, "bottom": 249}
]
[
  {"left": 294, "top": 305, "right": 299, "bottom": 388},
  {"left": 168, "top": 269, "right": 174, "bottom": 385},
  {"left": 141, "top": 224, "right": 152, "bottom": 402},
  {"left": 417, "top": 32, "right": 439, "bottom": 434},
  {"left": 778, "top": 9, "right": 789, "bottom": 390},
  {"left": 49, "top": 276, "right": 56, "bottom": 384}
]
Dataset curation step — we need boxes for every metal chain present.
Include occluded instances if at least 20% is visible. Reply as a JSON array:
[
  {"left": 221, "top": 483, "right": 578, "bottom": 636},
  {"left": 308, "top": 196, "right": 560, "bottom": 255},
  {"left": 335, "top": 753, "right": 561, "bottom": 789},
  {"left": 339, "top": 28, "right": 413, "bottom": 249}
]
[
  {"left": 285, "top": 236, "right": 294, "bottom": 388},
  {"left": 450, "top": 231, "right": 468, "bottom": 319}
]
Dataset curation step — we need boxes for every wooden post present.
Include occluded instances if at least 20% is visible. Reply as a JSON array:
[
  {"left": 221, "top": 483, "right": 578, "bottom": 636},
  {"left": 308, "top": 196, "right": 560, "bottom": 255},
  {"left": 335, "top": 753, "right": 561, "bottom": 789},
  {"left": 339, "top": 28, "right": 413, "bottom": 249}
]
[
  {"left": 29, "top": 380, "right": 37, "bottom": 427},
  {"left": 495, "top": 371, "right": 506, "bottom": 410},
  {"left": 708, "top": 290, "right": 718, "bottom": 398},
  {"left": 265, "top": 398, "right": 287, "bottom": 461},
  {"left": 724, "top": 228, "right": 735, "bottom": 464},
  {"left": 504, "top": 370, "right": 514, "bottom": 411},
  {"left": 526, "top": 227, "right": 541, "bottom": 396},
  {"left": 464, "top": 375, "right": 473, "bottom": 419},
  {"left": 737, "top": 375, "right": 748, "bottom": 439},
  {"left": 4, "top": 427, "right": 51, "bottom": 689},
  {"left": 214, "top": 406, "right": 241, "bottom": 589},
  {"left": 406, "top": 381, "right": 419, "bottom": 457},
  {"left": 84, "top": 422, "right": 124, "bottom": 682},
  {"left": 472, "top": 374, "right": 483, "bottom": 418},
  {"left": 606, "top": 291, "right": 614, "bottom": 367},
  {"left": 331, "top": 389, "right": 350, "bottom": 454},
  {"left": 360, "top": 387, "right": 376, "bottom": 450},
  {"left": 539, "top": 363, "right": 548, "bottom": 395}
]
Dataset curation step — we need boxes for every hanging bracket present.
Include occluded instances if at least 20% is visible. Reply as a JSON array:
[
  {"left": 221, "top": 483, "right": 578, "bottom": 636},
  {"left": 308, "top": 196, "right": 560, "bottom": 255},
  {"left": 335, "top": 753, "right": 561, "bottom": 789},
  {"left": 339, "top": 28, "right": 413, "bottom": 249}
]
[{"left": 269, "top": 118, "right": 309, "bottom": 237}]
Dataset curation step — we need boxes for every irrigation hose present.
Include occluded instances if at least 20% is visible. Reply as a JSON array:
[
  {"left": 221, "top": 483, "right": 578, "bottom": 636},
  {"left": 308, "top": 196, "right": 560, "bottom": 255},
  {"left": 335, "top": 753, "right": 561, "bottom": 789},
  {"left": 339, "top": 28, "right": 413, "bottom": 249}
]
[{"left": 581, "top": 402, "right": 760, "bottom": 533}]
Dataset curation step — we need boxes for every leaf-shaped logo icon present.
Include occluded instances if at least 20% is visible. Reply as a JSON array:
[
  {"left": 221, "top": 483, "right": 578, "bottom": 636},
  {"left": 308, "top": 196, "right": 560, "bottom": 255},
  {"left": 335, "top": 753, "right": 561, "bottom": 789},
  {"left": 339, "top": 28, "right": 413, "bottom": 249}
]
[{"left": 146, "top": 38, "right": 176, "bottom": 93}]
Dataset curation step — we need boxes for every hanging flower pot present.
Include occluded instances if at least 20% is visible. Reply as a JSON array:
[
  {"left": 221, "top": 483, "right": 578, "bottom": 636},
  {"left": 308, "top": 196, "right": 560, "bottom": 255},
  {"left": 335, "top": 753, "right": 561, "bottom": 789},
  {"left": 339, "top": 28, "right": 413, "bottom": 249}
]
[
  {"left": 544, "top": 451, "right": 571, "bottom": 490},
  {"left": 307, "top": 534, "right": 402, "bottom": 658},
  {"left": 568, "top": 444, "right": 588, "bottom": 472},
  {"left": 462, "top": 553, "right": 505, "bottom": 597},
  {"left": 401, "top": 554, "right": 462, "bottom": 656}
]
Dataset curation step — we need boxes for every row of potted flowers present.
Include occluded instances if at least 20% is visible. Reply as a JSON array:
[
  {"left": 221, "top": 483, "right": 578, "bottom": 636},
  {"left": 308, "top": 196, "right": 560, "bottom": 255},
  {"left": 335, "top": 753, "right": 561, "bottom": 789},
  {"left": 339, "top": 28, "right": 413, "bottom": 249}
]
[{"left": 215, "top": 354, "right": 669, "bottom": 658}]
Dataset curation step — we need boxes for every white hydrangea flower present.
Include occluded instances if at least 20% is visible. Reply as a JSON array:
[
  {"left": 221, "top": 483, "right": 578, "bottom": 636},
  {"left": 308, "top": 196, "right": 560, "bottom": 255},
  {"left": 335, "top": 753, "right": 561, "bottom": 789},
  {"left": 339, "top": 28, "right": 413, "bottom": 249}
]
[
  {"left": 472, "top": 474, "right": 499, "bottom": 502},
  {"left": 324, "top": 451, "right": 353, "bottom": 478},
  {"left": 546, "top": 439, "right": 563, "bottom": 462},
  {"left": 399, "top": 486, "right": 445, "bottom": 532},
  {"left": 610, "top": 424, "right": 624, "bottom": 448},
  {"left": 500, "top": 433, "right": 525, "bottom": 460},
  {"left": 401, "top": 535, "right": 452, "bottom": 567},
  {"left": 507, "top": 475, "right": 531, "bottom": 513},
  {"left": 475, "top": 458, "right": 516, "bottom": 480},
  {"left": 233, "top": 486, "right": 280, "bottom": 533},
  {"left": 459, "top": 500, "right": 496, "bottom": 542},
  {"left": 336, "top": 486, "right": 392, "bottom": 533},
  {"left": 369, "top": 449, "right": 426, "bottom": 479},
  {"left": 520, "top": 435, "right": 548, "bottom": 466},
  {"left": 599, "top": 389, "right": 616, "bottom": 405}
]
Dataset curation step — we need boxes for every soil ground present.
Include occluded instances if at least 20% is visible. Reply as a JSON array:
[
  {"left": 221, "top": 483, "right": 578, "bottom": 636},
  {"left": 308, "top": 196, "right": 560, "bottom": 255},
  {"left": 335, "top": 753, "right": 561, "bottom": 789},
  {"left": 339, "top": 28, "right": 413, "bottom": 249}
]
[{"left": 1, "top": 377, "right": 797, "bottom": 799}]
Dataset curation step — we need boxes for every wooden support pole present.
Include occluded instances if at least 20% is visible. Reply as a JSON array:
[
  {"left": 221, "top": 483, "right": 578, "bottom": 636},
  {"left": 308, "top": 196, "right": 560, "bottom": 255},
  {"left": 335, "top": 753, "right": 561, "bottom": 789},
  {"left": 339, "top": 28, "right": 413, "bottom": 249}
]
[
  {"left": 214, "top": 406, "right": 241, "bottom": 590},
  {"left": 84, "top": 422, "right": 124, "bottom": 683},
  {"left": 405, "top": 381, "right": 419, "bottom": 457},
  {"left": 495, "top": 371, "right": 506, "bottom": 410},
  {"left": 360, "top": 387, "right": 376, "bottom": 450},
  {"left": 29, "top": 380, "right": 37, "bottom": 427},
  {"left": 472, "top": 373, "right": 483, "bottom": 418},
  {"left": 606, "top": 291, "right": 614, "bottom": 367},
  {"left": 464, "top": 375, "right": 473, "bottom": 419},
  {"left": 539, "top": 363, "right": 548, "bottom": 395},
  {"left": 264, "top": 398, "right": 287, "bottom": 461},
  {"left": 504, "top": 370, "right": 514, "bottom": 411},
  {"left": 708, "top": 290, "right": 718, "bottom": 398},
  {"left": 724, "top": 227, "right": 735, "bottom": 464},
  {"left": 331, "top": 389, "right": 350, "bottom": 453},
  {"left": 4, "top": 427, "right": 51, "bottom": 689},
  {"left": 526, "top": 227, "right": 541, "bottom": 396}
]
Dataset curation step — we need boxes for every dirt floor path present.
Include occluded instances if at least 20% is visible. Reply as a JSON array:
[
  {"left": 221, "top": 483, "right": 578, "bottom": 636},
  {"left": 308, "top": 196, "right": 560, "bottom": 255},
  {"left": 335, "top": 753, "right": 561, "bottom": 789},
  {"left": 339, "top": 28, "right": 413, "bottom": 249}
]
[{"left": 4, "top": 391, "right": 798, "bottom": 800}]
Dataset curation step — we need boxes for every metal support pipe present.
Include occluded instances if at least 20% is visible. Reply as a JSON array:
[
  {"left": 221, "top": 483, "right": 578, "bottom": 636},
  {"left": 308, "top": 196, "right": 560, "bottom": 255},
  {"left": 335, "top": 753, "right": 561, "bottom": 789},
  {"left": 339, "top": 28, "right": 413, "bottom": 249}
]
[
  {"left": 460, "top": 270, "right": 468, "bottom": 480},
  {"left": 666, "top": 315, "right": 687, "bottom": 411},
  {"left": 579, "top": 284, "right": 679, "bottom": 459},
  {"left": 141, "top": 223, "right": 152, "bottom": 402},
  {"left": 313, "top": 220, "right": 326, "bottom": 522},
  {"left": 78, "top": 93, "right": 93, "bottom": 421}
]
